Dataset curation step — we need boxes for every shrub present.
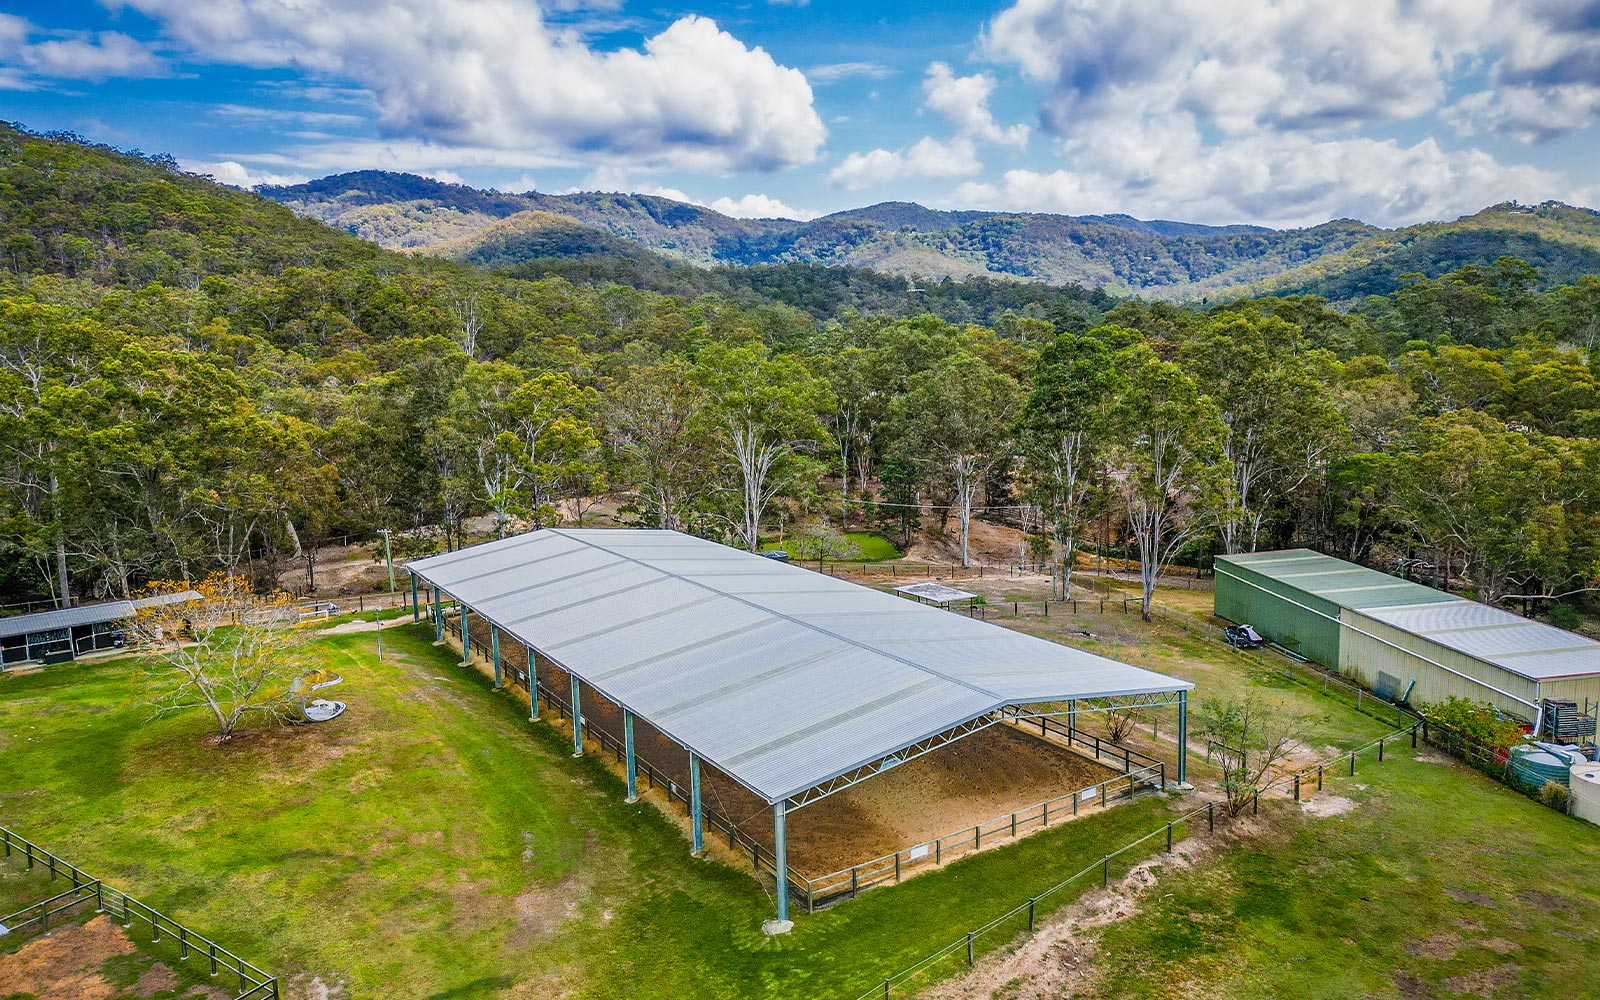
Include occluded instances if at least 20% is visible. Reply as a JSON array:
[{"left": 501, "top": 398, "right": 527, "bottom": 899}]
[
  {"left": 1424, "top": 696, "right": 1523, "bottom": 750},
  {"left": 1540, "top": 781, "right": 1571, "bottom": 812},
  {"left": 1548, "top": 602, "right": 1581, "bottom": 631}
]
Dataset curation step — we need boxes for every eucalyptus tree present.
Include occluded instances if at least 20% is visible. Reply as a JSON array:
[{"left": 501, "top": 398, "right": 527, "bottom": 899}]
[
  {"left": 694, "top": 342, "right": 835, "bottom": 551},
  {"left": 1180, "top": 314, "right": 1346, "bottom": 553},
  {"left": 1111, "top": 344, "right": 1233, "bottom": 619},
  {"left": 1017, "top": 332, "right": 1120, "bottom": 597},
  {"left": 890, "top": 352, "right": 1021, "bottom": 567}
]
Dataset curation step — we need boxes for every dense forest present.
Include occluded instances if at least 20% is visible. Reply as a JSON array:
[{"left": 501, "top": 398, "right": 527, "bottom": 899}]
[{"left": 2, "top": 124, "right": 1598, "bottom": 627}]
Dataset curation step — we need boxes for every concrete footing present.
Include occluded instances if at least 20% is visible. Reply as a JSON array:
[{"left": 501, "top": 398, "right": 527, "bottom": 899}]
[{"left": 761, "top": 919, "right": 794, "bottom": 936}]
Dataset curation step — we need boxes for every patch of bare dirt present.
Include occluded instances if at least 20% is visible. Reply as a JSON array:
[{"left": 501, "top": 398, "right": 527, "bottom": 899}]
[
  {"left": 1300, "top": 794, "right": 1359, "bottom": 818},
  {"left": 284, "top": 972, "right": 347, "bottom": 1000},
  {"left": 0, "top": 914, "right": 134, "bottom": 1000},
  {"left": 1445, "top": 887, "right": 1498, "bottom": 907},
  {"left": 1441, "top": 963, "right": 1523, "bottom": 995},
  {"left": 1405, "top": 932, "right": 1463, "bottom": 960}
]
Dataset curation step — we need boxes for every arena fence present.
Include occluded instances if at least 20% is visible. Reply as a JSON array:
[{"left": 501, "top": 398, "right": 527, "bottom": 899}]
[
  {"left": 0, "top": 827, "right": 278, "bottom": 999},
  {"left": 845, "top": 722, "right": 1419, "bottom": 1000}
]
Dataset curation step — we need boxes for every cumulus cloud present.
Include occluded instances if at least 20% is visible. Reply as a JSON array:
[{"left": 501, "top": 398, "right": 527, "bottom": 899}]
[
  {"left": 188, "top": 159, "right": 311, "bottom": 188},
  {"left": 120, "top": 0, "right": 826, "bottom": 173},
  {"left": 923, "top": 62, "right": 1028, "bottom": 148},
  {"left": 0, "top": 15, "right": 167, "bottom": 86},
  {"left": 829, "top": 136, "right": 982, "bottom": 190},
  {"left": 948, "top": 120, "right": 1565, "bottom": 228},
  {"left": 963, "top": 0, "right": 1587, "bottom": 225},
  {"left": 708, "top": 193, "right": 819, "bottom": 220}
]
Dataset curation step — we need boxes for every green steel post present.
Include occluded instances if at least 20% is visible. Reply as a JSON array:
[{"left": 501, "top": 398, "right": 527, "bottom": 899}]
[
  {"left": 1067, "top": 699, "right": 1076, "bottom": 736},
  {"left": 571, "top": 675, "right": 584, "bottom": 756},
  {"left": 527, "top": 644, "right": 539, "bottom": 720},
  {"left": 773, "top": 801, "right": 790, "bottom": 923},
  {"left": 1177, "top": 690, "right": 1189, "bottom": 785},
  {"left": 689, "top": 754, "right": 704, "bottom": 855},
  {"left": 433, "top": 589, "right": 444, "bottom": 643},
  {"left": 459, "top": 606, "right": 471, "bottom": 666},
  {"left": 491, "top": 625, "right": 502, "bottom": 689},
  {"left": 623, "top": 710, "right": 638, "bottom": 802},
  {"left": 410, "top": 573, "right": 419, "bottom": 622}
]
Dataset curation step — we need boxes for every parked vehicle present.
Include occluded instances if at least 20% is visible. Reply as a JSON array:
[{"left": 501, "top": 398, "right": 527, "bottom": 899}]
[{"left": 1225, "top": 624, "right": 1265, "bottom": 649}]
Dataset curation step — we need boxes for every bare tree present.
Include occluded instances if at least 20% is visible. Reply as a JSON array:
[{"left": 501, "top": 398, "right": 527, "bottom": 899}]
[
  {"left": 1198, "top": 694, "right": 1309, "bottom": 815},
  {"left": 129, "top": 575, "right": 318, "bottom": 743},
  {"left": 1102, "top": 705, "right": 1143, "bottom": 745}
]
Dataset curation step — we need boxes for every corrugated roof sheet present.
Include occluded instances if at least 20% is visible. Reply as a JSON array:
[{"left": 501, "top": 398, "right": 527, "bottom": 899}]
[
  {"left": 409, "top": 528, "right": 1191, "bottom": 804},
  {"left": 1217, "top": 549, "right": 1457, "bottom": 612},
  {"left": 0, "top": 590, "right": 204, "bottom": 641},
  {"left": 1361, "top": 600, "right": 1600, "bottom": 682}
]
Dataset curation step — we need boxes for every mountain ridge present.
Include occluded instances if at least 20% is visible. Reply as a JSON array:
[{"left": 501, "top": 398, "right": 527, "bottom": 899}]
[{"left": 258, "top": 171, "right": 1600, "bottom": 300}]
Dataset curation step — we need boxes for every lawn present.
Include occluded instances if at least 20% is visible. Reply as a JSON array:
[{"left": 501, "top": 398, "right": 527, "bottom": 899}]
[
  {"left": 1088, "top": 754, "right": 1600, "bottom": 999},
  {"left": 761, "top": 532, "right": 901, "bottom": 563},
  {"left": 1, "top": 621, "right": 1185, "bottom": 1000}
]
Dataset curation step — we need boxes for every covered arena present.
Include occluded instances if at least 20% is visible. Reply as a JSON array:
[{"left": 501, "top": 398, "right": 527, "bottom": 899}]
[{"left": 406, "top": 528, "right": 1192, "bottom": 929}]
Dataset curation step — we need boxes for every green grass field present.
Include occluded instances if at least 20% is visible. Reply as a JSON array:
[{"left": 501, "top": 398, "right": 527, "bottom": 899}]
[
  {"left": 760, "top": 532, "right": 901, "bottom": 563},
  {"left": 1089, "top": 753, "right": 1600, "bottom": 999},
  {"left": 5, "top": 592, "right": 1597, "bottom": 1000},
  {"left": 0, "top": 622, "right": 1184, "bottom": 999}
]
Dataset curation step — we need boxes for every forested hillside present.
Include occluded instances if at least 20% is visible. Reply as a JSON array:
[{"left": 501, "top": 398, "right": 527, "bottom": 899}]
[
  {"left": 3, "top": 125, "right": 1598, "bottom": 632},
  {"left": 260, "top": 171, "right": 1600, "bottom": 302}
]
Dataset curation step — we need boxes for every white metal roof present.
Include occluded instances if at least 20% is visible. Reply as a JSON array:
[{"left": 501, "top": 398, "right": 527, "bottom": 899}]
[
  {"left": 0, "top": 591, "right": 200, "bottom": 641},
  {"left": 1361, "top": 600, "right": 1600, "bottom": 682},
  {"left": 408, "top": 528, "right": 1190, "bottom": 804},
  {"left": 894, "top": 582, "right": 977, "bottom": 603}
]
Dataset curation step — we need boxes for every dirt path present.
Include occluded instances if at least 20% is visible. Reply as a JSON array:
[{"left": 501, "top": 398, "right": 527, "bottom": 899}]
[{"left": 917, "top": 801, "right": 1251, "bottom": 1000}]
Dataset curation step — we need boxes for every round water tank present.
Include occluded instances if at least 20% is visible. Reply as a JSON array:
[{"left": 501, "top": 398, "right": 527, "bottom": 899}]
[{"left": 1569, "top": 763, "right": 1600, "bottom": 825}]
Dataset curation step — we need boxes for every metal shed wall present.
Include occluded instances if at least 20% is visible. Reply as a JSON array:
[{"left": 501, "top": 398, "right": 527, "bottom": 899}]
[
  {"left": 1215, "top": 556, "right": 1344, "bottom": 665},
  {"left": 1337, "top": 608, "right": 1540, "bottom": 717}
]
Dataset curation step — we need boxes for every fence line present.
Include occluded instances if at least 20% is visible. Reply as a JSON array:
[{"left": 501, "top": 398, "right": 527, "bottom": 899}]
[
  {"left": 847, "top": 722, "right": 1418, "bottom": 1000},
  {"left": 0, "top": 827, "right": 277, "bottom": 1000}
]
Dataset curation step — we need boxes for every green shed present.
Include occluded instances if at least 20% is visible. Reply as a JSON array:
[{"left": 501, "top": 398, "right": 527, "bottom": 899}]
[{"left": 1215, "top": 549, "right": 1600, "bottom": 727}]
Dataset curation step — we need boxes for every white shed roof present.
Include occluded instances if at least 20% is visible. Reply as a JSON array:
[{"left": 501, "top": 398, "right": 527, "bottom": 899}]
[
  {"left": 408, "top": 528, "right": 1189, "bottom": 804},
  {"left": 1361, "top": 600, "right": 1600, "bottom": 682}
]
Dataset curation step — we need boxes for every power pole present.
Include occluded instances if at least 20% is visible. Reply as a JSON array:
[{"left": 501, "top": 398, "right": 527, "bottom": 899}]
[{"left": 379, "top": 528, "right": 396, "bottom": 594}]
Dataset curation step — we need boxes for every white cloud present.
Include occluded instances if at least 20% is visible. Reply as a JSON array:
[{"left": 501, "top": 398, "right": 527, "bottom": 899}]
[
  {"left": 922, "top": 62, "right": 1028, "bottom": 148},
  {"left": 120, "top": 0, "right": 826, "bottom": 173},
  {"left": 829, "top": 136, "right": 982, "bottom": 190},
  {"left": 809, "top": 61, "right": 894, "bottom": 84},
  {"left": 947, "top": 121, "right": 1566, "bottom": 228},
  {"left": 708, "top": 193, "right": 819, "bottom": 220},
  {"left": 188, "top": 159, "right": 310, "bottom": 188},
  {"left": 0, "top": 16, "right": 167, "bottom": 85},
  {"left": 983, "top": 0, "right": 1454, "bottom": 136}
]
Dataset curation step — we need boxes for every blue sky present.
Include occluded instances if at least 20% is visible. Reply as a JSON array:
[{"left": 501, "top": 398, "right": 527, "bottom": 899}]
[{"left": 5, "top": 0, "right": 1600, "bottom": 227}]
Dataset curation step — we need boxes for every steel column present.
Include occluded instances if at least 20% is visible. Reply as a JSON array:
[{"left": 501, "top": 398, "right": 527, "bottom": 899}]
[
  {"left": 491, "top": 625, "right": 502, "bottom": 689},
  {"left": 571, "top": 674, "right": 584, "bottom": 756},
  {"left": 459, "top": 606, "right": 471, "bottom": 666},
  {"left": 773, "top": 801, "right": 790, "bottom": 923},
  {"left": 689, "top": 754, "right": 704, "bottom": 855},
  {"left": 410, "top": 573, "right": 419, "bottom": 622},
  {"left": 527, "top": 644, "right": 539, "bottom": 720},
  {"left": 623, "top": 710, "right": 638, "bottom": 802},
  {"left": 1177, "top": 689, "right": 1189, "bottom": 786},
  {"left": 433, "top": 588, "right": 443, "bottom": 642},
  {"left": 1067, "top": 699, "right": 1077, "bottom": 735}
]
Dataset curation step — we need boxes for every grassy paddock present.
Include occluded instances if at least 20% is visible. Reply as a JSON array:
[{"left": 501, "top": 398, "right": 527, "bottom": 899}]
[{"left": 1, "top": 622, "right": 1181, "bottom": 999}]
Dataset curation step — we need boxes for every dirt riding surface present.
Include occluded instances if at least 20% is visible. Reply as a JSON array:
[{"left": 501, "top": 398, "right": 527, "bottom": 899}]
[
  {"left": 487, "top": 631, "right": 1123, "bottom": 875},
  {"left": 0, "top": 913, "right": 226, "bottom": 1000}
]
